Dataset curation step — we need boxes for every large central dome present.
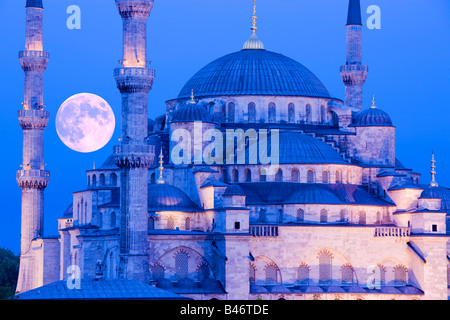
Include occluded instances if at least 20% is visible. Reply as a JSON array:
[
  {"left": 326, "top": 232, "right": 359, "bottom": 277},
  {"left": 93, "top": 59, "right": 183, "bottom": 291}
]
[{"left": 178, "top": 49, "right": 333, "bottom": 100}]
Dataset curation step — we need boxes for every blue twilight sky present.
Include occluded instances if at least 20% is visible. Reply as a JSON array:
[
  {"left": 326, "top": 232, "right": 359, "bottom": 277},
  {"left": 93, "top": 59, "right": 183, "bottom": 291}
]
[{"left": 0, "top": 0, "right": 449, "bottom": 254}]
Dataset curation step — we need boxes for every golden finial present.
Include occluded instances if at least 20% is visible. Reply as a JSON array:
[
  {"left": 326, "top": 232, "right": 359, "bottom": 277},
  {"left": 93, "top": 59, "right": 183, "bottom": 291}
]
[
  {"left": 242, "top": 0, "right": 265, "bottom": 50},
  {"left": 370, "top": 94, "right": 377, "bottom": 109},
  {"left": 156, "top": 148, "right": 166, "bottom": 184},
  {"left": 93, "top": 161, "right": 96, "bottom": 170},
  {"left": 430, "top": 151, "right": 438, "bottom": 187},
  {"left": 189, "top": 89, "right": 196, "bottom": 104},
  {"left": 251, "top": 0, "right": 257, "bottom": 33}
]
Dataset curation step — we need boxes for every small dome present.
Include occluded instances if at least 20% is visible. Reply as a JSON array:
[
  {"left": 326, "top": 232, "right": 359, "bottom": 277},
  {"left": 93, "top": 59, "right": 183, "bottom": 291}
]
[
  {"left": 419, "top": 186, "right": 450, "bottom": 211},
  {"left": 223, "top": 185, "right": 245, "bottom": 197},
  {"left": 170, "top": 103, "right": 213, "bottom": 124},
  {"left": 62, "top": 203, "right": 73, "bottom": 219},
  {"left": 148, "top": 184, "right": 202, "bottom": 212},
  {"left": 351, "top": 107, "right": 393, "bottom": 127},
  {"left": 99, "top": 154, "right": 119, "bottom": 170}
]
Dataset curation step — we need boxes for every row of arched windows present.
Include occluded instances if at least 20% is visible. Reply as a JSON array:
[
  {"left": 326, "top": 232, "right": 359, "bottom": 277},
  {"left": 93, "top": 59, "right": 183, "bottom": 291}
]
[
  {"left": 250, "top": 253, "right": 409, "bottom": 286},
  {"left": 226, "top": 102, "right": 330, "bottom": 124},
  {"left": 88, "top": 172, "right": 118, "bottom": 188},
  {"left": 98, "top": 211, "right": 117, "bottom": 228},
  {"left": 230, "top": 168, "right": 356, "bottom": 184}
]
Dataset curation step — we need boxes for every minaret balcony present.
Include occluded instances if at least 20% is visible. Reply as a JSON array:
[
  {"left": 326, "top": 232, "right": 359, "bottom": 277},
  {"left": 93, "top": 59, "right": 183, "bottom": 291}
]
[
  {"left": 19, "top": 50, "right": 49, "bottom": 71},
  {"left": 18, "top": 109, "right": 50, "bottom": 129},
  {"left": 16, "top": 169, "right": 50, "bottom": 189},
  {"left": 114, "top": 67, "right": 155, "bottom": 93},
  {"left": 19, "top": 50, "right": 49, "bottom": 59},
  {"left": 113, "top": 144, "right": 155, "bottom": 168},
  {"left": 340, "top": 64, "right": 368, "bottom": 73}
]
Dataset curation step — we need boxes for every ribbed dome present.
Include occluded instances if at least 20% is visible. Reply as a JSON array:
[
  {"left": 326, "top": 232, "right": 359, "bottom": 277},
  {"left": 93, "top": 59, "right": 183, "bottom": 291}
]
[
  {"left": 351, "top": 108, "right": 393, "bottom": 127},
  {"left": 244, "top": 131, "right": 346, "bottom": 165},
  {"left": 170, "top": 103, "right": 213, "bottom": 124},
  {"left": 419, "top": 186, "right": 450, "bottom": 212},
  {"left": 148, "top": 184, "right": 202, "bottom": 212},
  {"left": 178, "top": 49, "right": 333, "bottom": 99}
]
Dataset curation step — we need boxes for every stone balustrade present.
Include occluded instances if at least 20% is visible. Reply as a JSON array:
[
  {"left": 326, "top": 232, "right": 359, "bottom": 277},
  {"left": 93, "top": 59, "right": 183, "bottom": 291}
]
[
  {"left": 250, "top": 225, "right": 279, "bottom": 237},
  {"left": 19, "top": 50, "right": 50, "bottom": 59},
  {"left": 374, "top": 227, "right": 411, "bottom": 238}
]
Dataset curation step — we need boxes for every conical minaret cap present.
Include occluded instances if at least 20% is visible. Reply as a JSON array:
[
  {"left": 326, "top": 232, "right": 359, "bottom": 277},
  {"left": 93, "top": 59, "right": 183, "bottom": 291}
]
[
  {"left": 26, "top": 0, "right": 43, "bottom": 8},
  {"left": 346, "top": 0, "right": 362, "bottom": 26}
]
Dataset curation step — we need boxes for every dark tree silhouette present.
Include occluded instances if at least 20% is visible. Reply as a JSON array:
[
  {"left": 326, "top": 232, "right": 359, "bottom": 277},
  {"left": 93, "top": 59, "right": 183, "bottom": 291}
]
[{"left": 0, "top": 248, "right": 19, "bottom": 299}]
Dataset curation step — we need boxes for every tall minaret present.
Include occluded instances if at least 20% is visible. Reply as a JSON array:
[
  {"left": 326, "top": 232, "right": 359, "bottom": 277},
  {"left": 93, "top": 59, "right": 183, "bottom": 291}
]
[
  {"left": 113, "top": 0, "right": 155, "bottom": 283},
  {"left": 16, "top": 0, "right": 50, "bottom": 293},
  {"left": 340, "top": 0, "right": 368, "bottom": 111}
]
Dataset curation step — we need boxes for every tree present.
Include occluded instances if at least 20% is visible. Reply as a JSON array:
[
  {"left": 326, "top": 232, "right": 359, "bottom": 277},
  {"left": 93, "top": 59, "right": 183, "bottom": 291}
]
[{"left": 0, "top": 247, "right": 19, "bottom": 300}]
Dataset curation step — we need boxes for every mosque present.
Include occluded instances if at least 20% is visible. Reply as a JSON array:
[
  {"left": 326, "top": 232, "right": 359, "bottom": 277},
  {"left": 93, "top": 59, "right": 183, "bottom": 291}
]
[{"left": 14, "top": 0, "right": 450, "bottom": 300}]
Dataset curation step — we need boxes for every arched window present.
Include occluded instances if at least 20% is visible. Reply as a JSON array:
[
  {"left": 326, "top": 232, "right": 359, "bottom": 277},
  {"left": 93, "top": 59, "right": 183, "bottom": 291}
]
[
  {"left": 148, "top": 216, "right": 155, "bottom": 230},
  {"left": 92, "top": 174, "right": 97, "bottom": 187},
  {"left": 167, "top": 216, "right": 175, "bottom": 230},
  {"left": 98, "top": 212, "right": 103, "bottom": 228},
  {"left": 248, "top": 102, "right": 256, "bottom": 123},
  {"left": 259, "top": 209, "right": 267, "bottom": 223},
  {"left": 227, "top": 102, "right": 235, "bottom": 123},
  {"left": 297, "top": 263, "right": 310, "bottom": 284},
  {"left": 322, "top": 170, "right": 330, "bottom": 184},
  {"left": 277, "top": 209, "right": 283, "bottom": 223},
  {"left": 318, "top": 251, "right": 332, "bottom": 284},
  {"left": 372, "top": 264, "right": 386, "bottom": 286},
  {"left": 152, "top": 264, "right": 165, "bottom": 281},
  {"left": 175, "top": 252, "right": 189, "bottom": 280},
  {"left": 291, "top": 168, "right": 300, "bottom": 182},
  {"left": 297, "top": 209, "right": 305, "bottom": 222},
  {"left": 305, "top": 104, "right": 312, "bottom": 123},
  {"left": 110, "top": 211, "right": 116, "bottom": 228},
  {"left": 393, "top": 265, "right": 407, "bottom": 286},
  {"left": 275, "top": 168, "right": 283, "bottom": 182},
  {"left": 320, "top": 209, "right": 328, "bottom": 223},
  {"left": 336, "top": 170, "right": 342, "bottom": 184},
  {"left": 268, "top": 102, "right": 276, "bottom": 123},
  {"left": 245, "top": 169, "right": 252, "bottom": 182},
  {"left": 110, "top": 173, "right": 117, "bottom": 186},
  {"left": 320, "top": 105, "right": 326, "bottom": 123},
  {"left": 185, "top": 217, "right": 191, "bottom": 231},
  {"left": 341, "top": 264, "right": 354, "bottom": 284},
  {"left": 151, "top": 172, "right": 156, "bottom": 184},
  {"left": 288, "top": 103, "right": 295, "bottom": 123},
  {"left": 307, "top": 169, "right": 315, "bottom": 183},
  {"left": 87, "top": 176, "right": 91, "bottom": 187},
  {"left": 359, "top": 211, "right": 366, "bottom": 225},
  {"left": 259, "top": 168, "right": 267, "bottom": 182},
  {"left": 340, "top": 210, "right": 345, "bottom": 222},
  {"left": 232, "top": 169, "right": 239, "bottom": 183},
  {"left": 265, "top": 263, "right": 279, "bottom": 283},
  {"left": 347, "top": 170, "right": 352, "bottom": 184},
  {"left": 100, "top": 173, "right": 105, "bottom": 186},
  {"left": 249, "top": 263, "right": 256, "bottom": 284},
  {"left": 376, "top": 211, "right": 381, "bottom": 224}
]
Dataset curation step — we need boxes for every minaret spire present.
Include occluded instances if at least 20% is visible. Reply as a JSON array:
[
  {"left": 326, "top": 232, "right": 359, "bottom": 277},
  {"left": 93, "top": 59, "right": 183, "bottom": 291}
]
[
  {"left": 16, "top": 0, "right": 50, "bottom": 293},
  {"left": 242, "top": 0, "right": 265, "bottom": 50},
  {"left": 430, "top": 152, "right": 438, "bottom": 187},
  {"left": 340, "top": 0, "right": 368, "bottom": 111}
]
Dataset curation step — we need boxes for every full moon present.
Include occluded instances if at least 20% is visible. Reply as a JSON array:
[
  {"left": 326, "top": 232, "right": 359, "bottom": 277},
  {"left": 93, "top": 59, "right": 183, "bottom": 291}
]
[{"left": 56, "top": 93, "right": 115, "bottom": 153}]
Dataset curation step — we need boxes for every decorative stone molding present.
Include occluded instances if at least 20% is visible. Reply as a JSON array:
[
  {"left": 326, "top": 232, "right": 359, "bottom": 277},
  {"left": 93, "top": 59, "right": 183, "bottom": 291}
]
[
  {"left": 116, "top": 0, "right": 153, "bottom": 18},
  {"left": 114, "top": 144, "right": 155, "bottom": 168},
  {"left": 114, "top": 67, "right": 155, "bottom": 93},
  {"left": 18, "top": 109, "right": 49, "bottom": 129},
  {"left": 16, "top": 169, "right": 50, "bottom": 189}
]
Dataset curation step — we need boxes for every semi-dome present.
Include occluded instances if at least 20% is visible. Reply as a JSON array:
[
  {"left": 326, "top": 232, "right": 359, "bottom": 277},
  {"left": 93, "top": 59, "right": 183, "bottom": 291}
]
[
  {"left": 148, "top": 183, "right": 202, "bottom": 212},
  {"left": 244, "top": 131, "right": 347, "bottom": 165},
  {"left": 177, "top": 49, "right": 334, "bottom": 100},
  {"left": 351, "top": 107, "right": 393, "bottom": 127},
  {"left": 170, "top": 103, "right": 213, "bottom": 124}
]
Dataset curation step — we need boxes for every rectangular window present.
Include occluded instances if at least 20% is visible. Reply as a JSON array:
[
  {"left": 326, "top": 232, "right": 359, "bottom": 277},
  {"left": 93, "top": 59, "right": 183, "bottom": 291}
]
[
  {"left": 432, "top": 224, "right": 438, "bottom": 232},
  {"left": 234, "top": 221, "right": 240, "bottom": 230}
]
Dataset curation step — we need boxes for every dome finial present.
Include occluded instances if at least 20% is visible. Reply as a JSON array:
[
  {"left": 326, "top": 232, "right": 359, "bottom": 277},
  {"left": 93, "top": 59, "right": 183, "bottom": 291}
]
[
  {"left": 243, "top": 0, "right": 265, "bottom": 50},
  {"left": 156, "top": 148, "right": 166, "bottom": 185},
  {"left": 430, "top": 151, "right": 438, "bottom": 187},
  {"left": 189, "top": 89, "right": 196, "bottom": 104},
  {"left": 371, "top": 94, "right": 377, "bottom": 109}
]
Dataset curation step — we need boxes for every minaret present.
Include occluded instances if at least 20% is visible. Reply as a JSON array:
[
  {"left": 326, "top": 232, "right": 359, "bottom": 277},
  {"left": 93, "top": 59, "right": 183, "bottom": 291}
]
[
  {"left": 113, "top": 0, "right": 155, "bottom": 283},
  {"left": 340, "top": 0, "right": 368, "bottom": 111},
  {"left": 16, "top": 0, "right": 50, "bottom": 293}
]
